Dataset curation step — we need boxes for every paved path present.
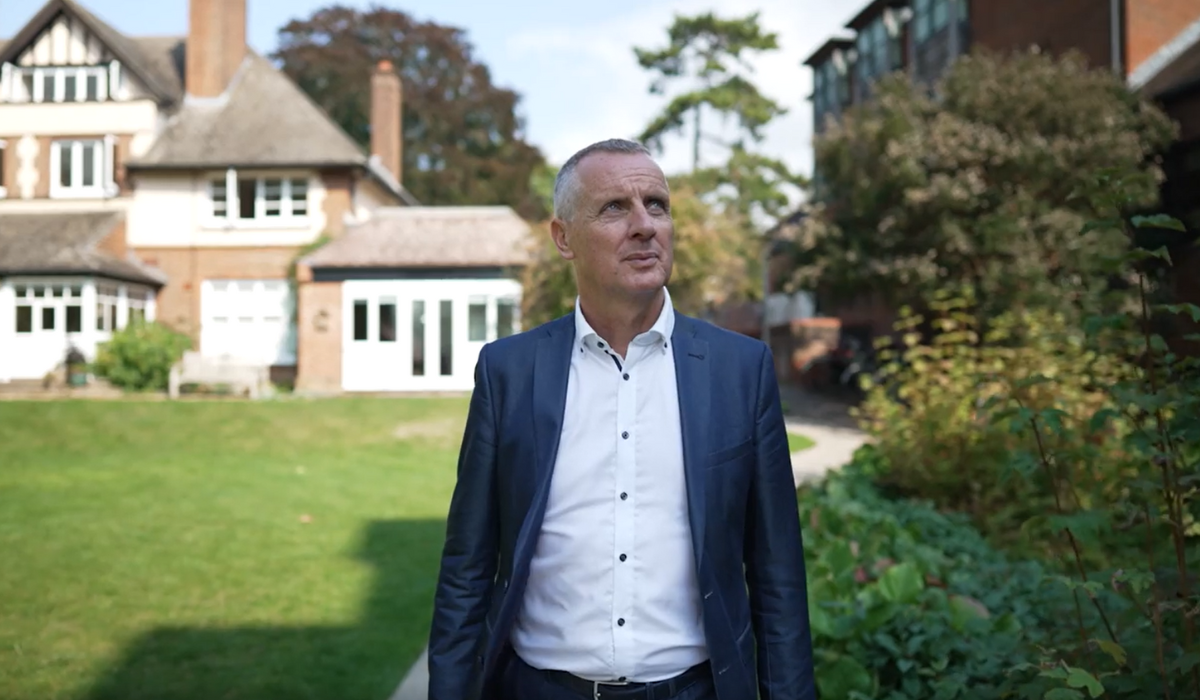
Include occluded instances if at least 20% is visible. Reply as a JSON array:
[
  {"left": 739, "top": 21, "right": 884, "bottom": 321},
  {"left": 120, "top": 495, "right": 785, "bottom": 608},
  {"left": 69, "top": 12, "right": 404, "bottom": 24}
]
[{"left": 389, "top": 389, "right": 865, "bottom": 700}]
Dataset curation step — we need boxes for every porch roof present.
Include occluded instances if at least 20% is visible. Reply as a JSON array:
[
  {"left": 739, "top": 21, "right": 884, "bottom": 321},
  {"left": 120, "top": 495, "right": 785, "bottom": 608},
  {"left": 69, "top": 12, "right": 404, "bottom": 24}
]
[
  {"left": 0, "top": 212, "right": 167, "bottom": 286},
  {"left": 302, "top": 206, "right": 533, "bottom": 270}
]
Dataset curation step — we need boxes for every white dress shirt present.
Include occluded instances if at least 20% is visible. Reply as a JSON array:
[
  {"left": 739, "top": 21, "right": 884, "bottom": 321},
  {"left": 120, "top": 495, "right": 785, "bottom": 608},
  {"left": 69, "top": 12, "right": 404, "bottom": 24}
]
[{"left": 510, "top": 288, "right": 708, "bottom": 682}]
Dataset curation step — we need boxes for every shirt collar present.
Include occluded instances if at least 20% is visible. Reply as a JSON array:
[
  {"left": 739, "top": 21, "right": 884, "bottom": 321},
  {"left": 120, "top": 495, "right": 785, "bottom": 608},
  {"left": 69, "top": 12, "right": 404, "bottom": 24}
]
[{"left": 574, "top": 287, "right": 675, "bottom": 353}]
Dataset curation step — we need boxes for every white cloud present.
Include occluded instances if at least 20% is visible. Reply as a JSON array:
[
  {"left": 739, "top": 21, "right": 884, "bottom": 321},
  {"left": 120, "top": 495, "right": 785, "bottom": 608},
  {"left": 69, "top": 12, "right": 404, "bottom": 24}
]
[{"left": 505, "top": 0, "right": 851, "bottom": 178}]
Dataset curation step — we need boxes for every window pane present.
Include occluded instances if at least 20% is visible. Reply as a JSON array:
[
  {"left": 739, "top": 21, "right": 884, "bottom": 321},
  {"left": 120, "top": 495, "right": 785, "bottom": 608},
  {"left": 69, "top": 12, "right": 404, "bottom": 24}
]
[
  {"left": 237, "top": 179, "right": 257, "bottom": 219},
  {"left": 82, "top": 144, "right": 96, "bottom": 187},
  {"left": 412, "top": 300, "right": 425, "bottom": 376},
  {"left": 439, "top": 300, "right": 453, "bottom": 376},
  {"left": 107, "top": 303, "right": 117, "bottom": 331},
  {"left": 211, "top": 179, "right": 227, "bottom": 217},
  {"left": 16, "top": 306, "right": 32, "bottom": 333},
  {"left": 379, "top": 300, "right": 396, "bottom": 342},
  {"left": 15, "top": 285, "right": 27, "bottom": 298},
  {"left": 42, "top": 306, "right": 55, "bottom": 331},
  {"left": 86, "top": 74, "right": 99, "bottom": 101},
  {"left": 96, "top": 301, "right": 105, "bottom": 330},
  {"left": 497, "top": 299, "right": 515, "bottom": 338},
  {"left": 933, "top": 0, "right": 948, "bottom": 29},
  {"left": 59, "top": 143, "right": 72, "bottom": 188},
  {"left": 42, "top": 72, "right": 55, "bottom": 101},
  {"left": 468, "top": 301, "right": 487, "bottom": 341},
  {"left": 66, "top": 305, "right": 82, "bottom": 333},
  {"left": 290, "top": 179, "right": 308, "bottom": 216},
  {"left": 64, "top": 74, "right": 77, "bottom": 102},
  {"left": 129, "top": 307, "right": 144, "bottom": 326},
  {"left": 21, "top": 72, "right": 34, "bottom": 102},
  {"left": 70, "top": 285, "right": 82, "bottom": 298},
  {"left": 263, "top": 178, "right": 282, "bottom": 217},
  {"left": 353, "top": 300, "right": 368, "bottom": 341}
]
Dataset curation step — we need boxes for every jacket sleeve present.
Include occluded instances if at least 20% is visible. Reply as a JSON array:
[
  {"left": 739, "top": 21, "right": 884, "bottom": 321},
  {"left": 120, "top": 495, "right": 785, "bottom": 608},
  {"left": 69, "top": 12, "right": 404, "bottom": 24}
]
[
  {"left": 745, "top": 345, "right": 817, "bottom": 700},
  {"left": 427, "top": 345, "right": 500, "bottom": 700}
]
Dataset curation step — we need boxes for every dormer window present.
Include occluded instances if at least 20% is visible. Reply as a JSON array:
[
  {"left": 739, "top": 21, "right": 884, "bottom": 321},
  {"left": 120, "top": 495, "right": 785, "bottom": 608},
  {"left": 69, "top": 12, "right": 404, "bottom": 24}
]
[
  {"left": 1, "top": 62, "right": 119, "bottom": 103},
  {"left": 207, "top": 170, "right": 311, "bottom": 227}
]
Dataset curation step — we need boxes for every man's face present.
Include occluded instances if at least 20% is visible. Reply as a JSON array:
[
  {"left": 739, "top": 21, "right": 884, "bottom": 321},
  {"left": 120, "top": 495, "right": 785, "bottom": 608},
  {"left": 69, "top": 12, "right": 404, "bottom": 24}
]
[{"left": 552, "top": 152, "right": 674, "bottom": 301}]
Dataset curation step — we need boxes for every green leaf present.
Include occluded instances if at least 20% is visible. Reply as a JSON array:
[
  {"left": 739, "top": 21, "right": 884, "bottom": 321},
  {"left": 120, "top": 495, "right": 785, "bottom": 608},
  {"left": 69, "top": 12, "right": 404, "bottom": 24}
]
[
  {"left": 1065, "top": 667, "right": 1104, "bottom": 697},
  {"left": 1094, "top": 639, "right": 1127, "bottom": 667},
  {"left": 1080, "top": 218, "right": 1122, "bottom": 235},
  {"left": 1131, "top": 213, "right": 1186, "bottom": 231},
  {"left": 1159, "top": 303, "right": 1200, "bottom": 323},
  {"left": 876, "top": 561, "right": 924, "bottom": 605},
  {"left": 817, "top": 654, "right": 875, "bottom": 700},
  {"left": 1043, "top": 690, "right": 1085, "bottom": 700},
  {"left": 819, "top": 540, "right": 856, "bottom": 577}
]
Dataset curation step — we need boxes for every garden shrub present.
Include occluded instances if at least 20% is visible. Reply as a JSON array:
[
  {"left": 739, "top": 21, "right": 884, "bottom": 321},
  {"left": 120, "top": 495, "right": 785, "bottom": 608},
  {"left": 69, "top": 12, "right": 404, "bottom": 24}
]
[
  {"left": 852, "top": 288, "right": 1139, "bottom": 552},
  {"left": 801, "top": 446, "right": 1074, "bottom": 700},
  {"left": 92, "top": 320, "right": 191, "bottom": 392}
]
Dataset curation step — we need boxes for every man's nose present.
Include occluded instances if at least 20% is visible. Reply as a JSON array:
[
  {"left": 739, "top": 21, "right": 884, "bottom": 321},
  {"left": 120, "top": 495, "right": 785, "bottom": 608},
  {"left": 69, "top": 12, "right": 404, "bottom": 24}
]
[{"left": 629, "top": 202, "right": 657, "bottom": 238}]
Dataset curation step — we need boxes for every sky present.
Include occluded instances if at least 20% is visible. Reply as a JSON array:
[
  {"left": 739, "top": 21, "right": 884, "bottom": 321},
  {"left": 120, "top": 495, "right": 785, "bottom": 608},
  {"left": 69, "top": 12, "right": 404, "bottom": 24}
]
[{"left": 3, "top": 0, "right": 856, "bottom": 177}]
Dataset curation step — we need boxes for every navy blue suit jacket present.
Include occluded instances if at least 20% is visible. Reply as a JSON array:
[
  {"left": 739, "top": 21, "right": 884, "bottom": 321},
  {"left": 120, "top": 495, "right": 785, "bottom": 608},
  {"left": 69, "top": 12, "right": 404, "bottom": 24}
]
[{"left": 427, "top": 312, "right": 815, "bottom": 700}]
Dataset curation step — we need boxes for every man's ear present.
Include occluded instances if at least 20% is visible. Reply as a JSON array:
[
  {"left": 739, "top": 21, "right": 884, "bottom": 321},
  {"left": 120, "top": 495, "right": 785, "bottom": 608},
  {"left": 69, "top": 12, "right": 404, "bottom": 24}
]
[{"left": 550, "top": 218, "right": 575, "bottom": 261}]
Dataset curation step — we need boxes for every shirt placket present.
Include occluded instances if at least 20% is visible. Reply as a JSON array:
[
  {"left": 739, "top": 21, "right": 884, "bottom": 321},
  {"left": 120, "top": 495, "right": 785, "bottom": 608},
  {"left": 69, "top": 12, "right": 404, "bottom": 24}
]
[{"left": 611, "top": 343, "right": 638, "bottom": 674}]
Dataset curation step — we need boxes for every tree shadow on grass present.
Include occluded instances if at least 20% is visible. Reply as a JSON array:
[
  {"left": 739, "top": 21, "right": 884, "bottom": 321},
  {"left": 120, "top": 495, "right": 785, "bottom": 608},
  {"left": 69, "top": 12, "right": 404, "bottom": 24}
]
[{"left": 83, "top": 519, "right": 445, "bottom": 700}]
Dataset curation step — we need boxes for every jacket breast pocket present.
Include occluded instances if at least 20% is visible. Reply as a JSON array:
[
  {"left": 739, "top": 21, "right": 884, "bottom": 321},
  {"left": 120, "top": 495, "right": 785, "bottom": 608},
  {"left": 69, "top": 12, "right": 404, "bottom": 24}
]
[{"left": 708, "top": 437, "right": 753, "bottom": 469}]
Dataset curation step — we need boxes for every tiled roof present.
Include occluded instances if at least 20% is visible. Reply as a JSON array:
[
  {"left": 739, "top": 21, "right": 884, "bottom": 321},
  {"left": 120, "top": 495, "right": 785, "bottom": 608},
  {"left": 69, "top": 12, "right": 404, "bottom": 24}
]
[
  {"left": 0, "top": 212, "right": 167, "bottom": 286},
  {"left": 303, "top": 207, "right": 533, "bottom": 269},
  {"left": 129, "top": 52, "right": 368, "bottom": 169}
]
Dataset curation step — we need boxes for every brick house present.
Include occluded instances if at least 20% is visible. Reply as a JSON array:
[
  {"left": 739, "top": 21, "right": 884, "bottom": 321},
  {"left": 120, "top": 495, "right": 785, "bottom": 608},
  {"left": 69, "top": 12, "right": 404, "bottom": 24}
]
[
  {"left": 0, "top": 0, "right": 529, "bottom": 391},
  {"left": 778, "top": 0, "right": 1200, "bottom": 364}
]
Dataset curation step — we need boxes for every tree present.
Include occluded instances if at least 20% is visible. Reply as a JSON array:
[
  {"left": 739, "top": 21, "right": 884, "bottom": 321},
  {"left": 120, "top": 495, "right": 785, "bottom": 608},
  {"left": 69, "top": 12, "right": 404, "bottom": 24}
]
[
  {"left": 781, "top": 49, "right": 1178, "bottom": 321},
  {"left": 634, "top": 12, "right": 786, "bottom": 171},
  {"left": 273, "top": 5, "right": 547, "bottom": 219}
]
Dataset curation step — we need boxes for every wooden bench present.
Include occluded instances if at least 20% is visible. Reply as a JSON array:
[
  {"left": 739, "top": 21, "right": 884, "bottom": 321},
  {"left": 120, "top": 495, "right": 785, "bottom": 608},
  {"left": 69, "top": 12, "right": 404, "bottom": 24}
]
[{"left": 168, "top": 351, "right": 270, "bottom": 399}]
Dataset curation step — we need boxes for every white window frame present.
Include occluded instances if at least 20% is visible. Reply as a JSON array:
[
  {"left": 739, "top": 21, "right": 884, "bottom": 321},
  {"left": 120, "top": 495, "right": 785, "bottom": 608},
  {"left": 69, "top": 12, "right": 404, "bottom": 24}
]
[
  {"left": 3, "top": 64, "right": 110, "bottom": 104},
  {"left": 50, "top": 138, "right": 114, "bottom": 199},
  {"left": 206, "top": 169, "right": 312, "bottom": 228},
  {"left": 0, "top": 139, "right": 7, "bottom": 199}
]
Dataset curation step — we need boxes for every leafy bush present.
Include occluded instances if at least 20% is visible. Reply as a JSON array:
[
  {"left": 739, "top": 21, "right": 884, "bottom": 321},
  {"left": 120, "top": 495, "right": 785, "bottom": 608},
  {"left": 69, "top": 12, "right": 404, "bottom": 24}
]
[
  {"left": 92, "top": 320, "right": 191, "bottom": 392},
  {"left": 801, "top": 446, "right": 1073, "bottom": 699},
  {"left": 853, "top": 289, "right": 1138, "bottom": 550}
]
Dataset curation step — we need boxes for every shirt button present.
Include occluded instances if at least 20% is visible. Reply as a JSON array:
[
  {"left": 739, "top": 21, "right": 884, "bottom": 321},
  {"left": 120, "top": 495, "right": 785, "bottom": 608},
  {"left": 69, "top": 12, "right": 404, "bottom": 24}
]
[
  {"left": 617, "top": 618, "right": 625, "bottom": 627},
  {"left": 598, "top": 341, "right": 605, "bottom": 348},
  {"left": 622, "top": 373, "right": 629, "bottom": 380},
  {"left": 621, "top": 431, "right": 629, "bottom": 439},
  {"left": 620, "top": 492, "right": 628, "bottom": 500},
  {"left": 619, "top": 553, "right": 627, "bottom": 562}
]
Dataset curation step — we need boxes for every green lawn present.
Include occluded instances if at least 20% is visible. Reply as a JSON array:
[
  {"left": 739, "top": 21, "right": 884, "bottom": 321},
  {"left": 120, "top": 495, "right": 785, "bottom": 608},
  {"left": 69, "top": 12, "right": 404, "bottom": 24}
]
[
  {"left": 0, "top": 397, "right": 468, "bottom": 700},
  {"left": 788, "top": 432, "right": 816, "bottom": 453}
]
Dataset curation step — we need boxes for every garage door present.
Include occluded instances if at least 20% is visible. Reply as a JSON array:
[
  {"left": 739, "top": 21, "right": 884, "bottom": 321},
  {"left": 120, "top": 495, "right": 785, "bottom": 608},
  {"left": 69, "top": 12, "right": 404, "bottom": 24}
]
[{"left": 201, "top": 279, "right": 295, "bottom": 365}]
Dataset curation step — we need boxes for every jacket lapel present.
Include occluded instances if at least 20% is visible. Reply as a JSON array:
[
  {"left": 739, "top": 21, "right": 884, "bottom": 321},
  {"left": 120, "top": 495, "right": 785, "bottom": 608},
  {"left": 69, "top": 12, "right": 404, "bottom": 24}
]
[
  {"left": 513, "top": 315, "right": 574, "bottom": 565},
  {"left": 672, "top": 315, "right": 709, "bottom": 571}
]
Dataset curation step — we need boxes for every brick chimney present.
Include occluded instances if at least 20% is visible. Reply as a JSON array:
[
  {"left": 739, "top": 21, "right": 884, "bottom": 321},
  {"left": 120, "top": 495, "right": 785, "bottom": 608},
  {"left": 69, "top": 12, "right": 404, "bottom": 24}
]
[
  {"left": 187, "top": 0, "right": 247, "bottom": 98},
  {"left": 370, "top": 60, "right": 403, "bottom": 185}
]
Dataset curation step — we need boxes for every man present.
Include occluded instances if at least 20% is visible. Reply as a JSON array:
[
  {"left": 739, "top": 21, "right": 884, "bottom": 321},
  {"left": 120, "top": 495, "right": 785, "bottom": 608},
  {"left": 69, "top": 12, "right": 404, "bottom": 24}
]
[{"left": 428, "top": 138, "right": 815, "bottom": 700}]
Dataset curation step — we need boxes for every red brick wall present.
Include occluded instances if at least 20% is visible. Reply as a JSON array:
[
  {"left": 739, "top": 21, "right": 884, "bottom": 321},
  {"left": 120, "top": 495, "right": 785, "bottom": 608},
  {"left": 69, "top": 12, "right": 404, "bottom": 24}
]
[
  {"left": 320, "top": 170, "right": 354, "bottom": 237},
  {"left": 971, "top": 0, "right": 1114, "bottom": 70},
  {"left": 1128, "top": 0, "right": 1200, "bottom": 75},
  {"left": 132, "top": 246, "right": 299, "bottom": 342},
  {"left": 295, "top": 281, "right": 343, "bottom": 393}
]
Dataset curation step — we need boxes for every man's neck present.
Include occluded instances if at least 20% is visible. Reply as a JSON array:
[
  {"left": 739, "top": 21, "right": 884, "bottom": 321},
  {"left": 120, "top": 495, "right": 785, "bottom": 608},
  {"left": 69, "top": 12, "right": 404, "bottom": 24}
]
[{"left": 578, "top": 288, "right": 666, "bottom": 358}]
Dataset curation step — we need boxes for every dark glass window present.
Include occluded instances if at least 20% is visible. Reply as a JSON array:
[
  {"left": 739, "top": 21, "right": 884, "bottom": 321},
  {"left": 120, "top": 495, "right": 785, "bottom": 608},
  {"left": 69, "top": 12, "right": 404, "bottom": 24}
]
[{"left": 353, "top": 300, "right": 368, "bottom": 341}]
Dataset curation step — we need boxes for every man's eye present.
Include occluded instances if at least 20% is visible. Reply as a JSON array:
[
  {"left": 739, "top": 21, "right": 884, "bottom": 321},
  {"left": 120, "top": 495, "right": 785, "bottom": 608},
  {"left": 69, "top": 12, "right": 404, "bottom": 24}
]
[
  {"left": 648, "top": 199, "right": 667, "bottom": 211},
  {"left": 603, "top": 202, "right": 622, "bottom": 212}
]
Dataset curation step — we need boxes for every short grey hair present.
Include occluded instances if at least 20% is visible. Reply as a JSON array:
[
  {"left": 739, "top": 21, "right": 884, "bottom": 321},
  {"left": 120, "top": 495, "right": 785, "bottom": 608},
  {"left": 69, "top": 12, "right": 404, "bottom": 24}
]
[{"left": 553, "top": 138, "right": 653, "bottom": 222}]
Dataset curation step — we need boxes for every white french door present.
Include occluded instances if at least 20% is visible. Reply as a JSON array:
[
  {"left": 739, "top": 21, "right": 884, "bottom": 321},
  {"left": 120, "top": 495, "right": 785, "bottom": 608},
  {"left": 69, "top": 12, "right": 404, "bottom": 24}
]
[{"left": 341, "top": 279, "right": 521, "bottom": 392}]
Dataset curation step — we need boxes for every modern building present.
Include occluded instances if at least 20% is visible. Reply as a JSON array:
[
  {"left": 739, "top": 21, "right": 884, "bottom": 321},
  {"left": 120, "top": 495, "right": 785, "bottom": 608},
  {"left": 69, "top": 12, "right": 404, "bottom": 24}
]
[
  {"left": 784, "top": 0, "right": 1200, "bottom": 348},
  {"left": 0, "top": 0, "right": 529, "bottom": 391}
]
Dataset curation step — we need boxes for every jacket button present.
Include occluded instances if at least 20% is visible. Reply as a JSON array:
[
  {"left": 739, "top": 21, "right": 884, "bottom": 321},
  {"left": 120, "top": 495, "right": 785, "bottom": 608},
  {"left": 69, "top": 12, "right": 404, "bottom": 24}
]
[{"left": 503, "top": 579, "right": 509, "bottom": 590}]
